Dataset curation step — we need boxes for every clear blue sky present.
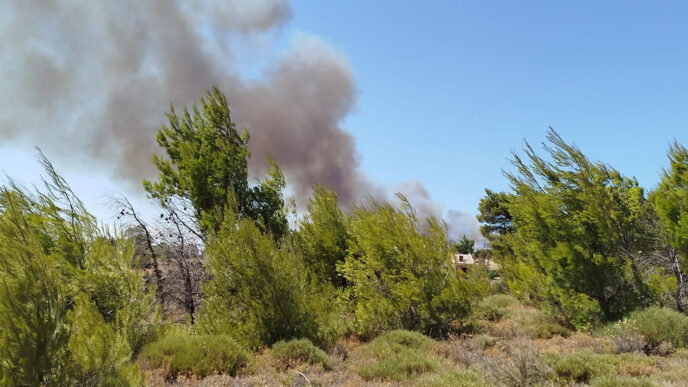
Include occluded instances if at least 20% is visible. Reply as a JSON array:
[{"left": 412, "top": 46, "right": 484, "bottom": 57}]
[
  {"left": 285, "top": 0, "right": 688, "bottom": 212},
  {"left": 2, "top": 1, "right": 688, "bottom": 223}
]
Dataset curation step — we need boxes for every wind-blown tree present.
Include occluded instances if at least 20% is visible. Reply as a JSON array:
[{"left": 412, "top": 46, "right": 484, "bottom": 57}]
[
  {"left": 0, "top": 155, "right": 158, "bottom": 386},
  {"left": 197, "top": 199, "right": 339, "bottom": 349},
  {"left": 502, "top": 130, "right": 673, "bottom": 327},
  {"left": 339, "top": 195, "right": 488, "bottom": 338},
  {"left": 651, "top": 141, "right": 688, "bottom": 312},
  {"left": 143, "top": 87, "right": 288, "bottom": 240},
  {"left": 477, "top": 189, "right": 514, "bottom": 256},
  {"left": 296, "top": 184, "right": 350, "bottom": 287},
  {"left": 454, "top": 235, "right": 475, "bottom": 254}
]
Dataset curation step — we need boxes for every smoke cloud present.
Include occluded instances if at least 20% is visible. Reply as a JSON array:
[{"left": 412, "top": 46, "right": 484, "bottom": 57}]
[
  {"left": 0, "top": 0, "right": 480, "bottom": 238},
  {"left": 0, "top": 0, "right": 370, "bottom": 203}
]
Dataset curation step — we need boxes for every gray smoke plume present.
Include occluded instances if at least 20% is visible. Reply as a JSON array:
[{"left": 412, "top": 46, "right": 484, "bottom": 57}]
[
  {"left": 0, "top": 0, "right": 481, "bottom": 238},
  {"left": 0, "top": 0, "right": 370, "bottom": 204}
]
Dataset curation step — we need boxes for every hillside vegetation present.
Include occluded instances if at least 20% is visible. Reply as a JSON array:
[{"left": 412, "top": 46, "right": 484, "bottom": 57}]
[{"left": 1, "top": 89, "right": 687, "bottom": 386}]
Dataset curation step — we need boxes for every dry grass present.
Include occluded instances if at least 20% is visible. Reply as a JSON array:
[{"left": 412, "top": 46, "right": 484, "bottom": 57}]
[{"left": 142, "top": 304, "right": 688, "bottom": 386}]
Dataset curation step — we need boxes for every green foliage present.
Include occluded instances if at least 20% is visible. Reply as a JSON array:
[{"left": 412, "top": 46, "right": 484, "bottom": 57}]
[
  {"left": 472, "top": 294, "right": 520, "bottom": 322},
  {"left": 417, "top": 370, "right": 490, "bottom": 387},
  {"left": 477, "top": 189, "right": 514, "bottom": 238},
  {"left": 357, "top": 330, "right": 441, "bottom": 382},
  {"left": 454, "top": 235, "right": 475, "bottom": 254},
  {"left": 551, "top": 351, "right": 617, "bottom": 383},
  {"left": 197, "top": 209, "right": 339, "bottom": 348},
  {"left": 296, "top": 184, "right": 350, "bottom": 286},
  {"left": 501, "top": 129, "right": 669, "bottom": 324},
  {"left": 652, "top": 142, "right": 688, "bottom": 257},
  {"left": 143, "top": 87, "right": 287, "bottom": 238},
  {"left": 0, "top": 156, "right": 158, "bottom": 385},
  {"left": 534, "top": 322, "right": 570, "bottom": 339},
  {"left": 339, "top": 196, "right": 488, "bottom": 338},
  {"left": 138, "top": 334, "right": 249, "bottom": 378},
  {"left": 271, "top": 338, "right": 332, "bottom": 370},
  {"left": 365, "top": 330, "right": 435, "bottom": 357},
  {"left": 602, "top": 306, "right": 688, "bottom": 353},
  {"left": 590, "top": 375, "right": 658, "bottom": 387}
]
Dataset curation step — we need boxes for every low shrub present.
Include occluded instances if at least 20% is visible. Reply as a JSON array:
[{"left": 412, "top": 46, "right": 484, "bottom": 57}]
[
  {"left": 271, "top": 338, "right": 331, "bottom": 370},
  {"left": 551, "top": 351, "right": 617, "bottom": 384},
  {"left": 357, "top": 330, "right": 441, "bottom": 381},
  {"left": 602, "top": 306, "right": 688, "bottom": 354},
  {"left": 489, "top": 339, "right": 551, "bottom": 386},
  {"left": 416, "top": 369, "right": 490, "bottom": 387},
  {"left": 473, "top": 334, "right": 497, "bottom": 349},
  {"left": 535, "top": 322, "right": 570, "bottom": 339},
  {"left": 357, "top": 351, "right": 441, "bottom": 382},
  {"left": 365, "top": 329, "right": 435, "bottom": 357},
  {"left": 138, "top": 334, "right": 249, "bottom": 378},
  {"left": 473, "top": 294, "right": 520, "bottom": 322},
  {"left": 590, "top": 375, "right": 658, "bottom": 387}
]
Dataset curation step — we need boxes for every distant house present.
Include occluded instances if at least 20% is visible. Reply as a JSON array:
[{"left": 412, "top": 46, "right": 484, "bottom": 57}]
[
  {"left": 453, "top": 253, "right": 475, "bottom": 272},
  {"left": 452, "top": 253, "right": 500, "bottom": 273}
]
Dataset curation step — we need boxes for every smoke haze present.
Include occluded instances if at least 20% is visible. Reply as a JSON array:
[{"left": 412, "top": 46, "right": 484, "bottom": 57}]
[{"left": 0, "top": 0, "right": 480, "bottom": 240}]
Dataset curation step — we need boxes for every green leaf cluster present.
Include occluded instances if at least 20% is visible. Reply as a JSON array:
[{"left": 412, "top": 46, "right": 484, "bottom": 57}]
[
  {"left": 339, "top": 195, "right": 488, "bottom": 338},
  {"left": 144, "top": 87, "right": 287, "bottom": 239},
  {"left": 0, "top": 157, "right": 159, "bottom": 386}
]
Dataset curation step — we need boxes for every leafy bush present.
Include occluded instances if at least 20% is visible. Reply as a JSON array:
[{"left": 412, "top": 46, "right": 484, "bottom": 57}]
[
  {"left": 365, "top": 330, "right": 435, "bottom": 357},
  {"left": 197, "top": 209, "right": 340, "bottom": 349},
  {"left": 602, "top": 306, "right": 688, "bottom": 354},
  {"left": 590, "top": 375, "right": 658, "bottom": 387},
  {"left": 489, "top": 339, "right": 551, "bottom": 386},
  {"left": 0, "top": 159, "right": 158, "bottom": 385},
  {"left": 500, "top": 130, "right": 672, "bottom": 325},
  {"left": 340, "top": 197, "right": 488, "bottom": 338},
  {"left": 551, "top": 351, "right": 617, "bottom": 383},
  {"left": 473, "top": 294, "right": 520, "bottom": 322},
  {"left": 357, "top": 330, "right": 441, "bottom": 381},
  {"left": 473, "top": 334, "right": 497, "bottom": 349},
  {"left": 357, "top": 351, "right": 440, "bottom": 382},
  {"left": 416, "top": 369, "right": 489, "bottom": 387},
  {"left": 271, "top": 339, "right": 331, "bottom": 370},
  {"left": 535, "top": 322, "right": 570, "bottom": 339},
  {"left": 138, "top": 334, "right": 249, "bottom": 378}
]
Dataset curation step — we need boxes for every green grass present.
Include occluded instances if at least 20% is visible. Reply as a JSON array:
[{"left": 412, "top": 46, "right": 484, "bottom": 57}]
[
  {"left": 590, "top": 375, "right": 658, "bottom": 387},
  {"left": 138, "top": 334, "right": 249, "bottom": 378},
  {"left": 271, "top": 338, "right": 331, "bottom": 370}
]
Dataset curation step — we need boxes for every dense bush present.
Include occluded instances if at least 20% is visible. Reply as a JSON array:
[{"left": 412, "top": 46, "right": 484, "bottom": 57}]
[
  {"left": 197, "top": 209, "right": 340, "bottom": 349},
  {"left": 357, "top": 330, "right": 441, "bottom": 381},
  {"left": 340, "top": 197, "right": 488, "bottom": 338},
  {"left": 490, "top": 130, "right": 675, "bottom": 327},
  {"left": 551, "top": 351, "right": 617, "bottom": 384},
  {"left": 603, "top": 306, "right": 688, "bottom": 354},
  {"left": 472, "top": 294, "right": 520, "bottom": 321},
  {"left": 138, "top": 334, "right": 249, "bottom": 378},
  {"left": 535, "top": 322, "right": 571, "bottom": 339},
  {"left": 0, "top": 160, "right": 158, "bottom": 386},
  {"left": 271, "top": 339, "right": 331, "bottom": 370}
]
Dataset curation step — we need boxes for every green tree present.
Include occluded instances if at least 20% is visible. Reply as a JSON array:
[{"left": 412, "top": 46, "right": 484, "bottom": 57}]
[
  {"left": 143, "top": 87, "right": 287, "bottom": 239},
  {"left": 477, "top": 189, "right": 514, "bottom": 238},
  {"left": 0, "top": 155, "right": 157, "bottom": 385},
  {"left": 339, "top": 195, "right": 488, "bottom": 338},
  {"left": 296, "top": 184, "right": 350, "bottom": 287},
  {"left": 454, "top": 235, "right": 475, "bottom": 254},
  {"left": 502, "top": 130, "right": 671, "bottom": 326},
  {"left": 197, "top": 206, "right": 339, "bottom": 349},
  {"left": 651, "top": 141, "right": 688, "bottom": 311}
]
